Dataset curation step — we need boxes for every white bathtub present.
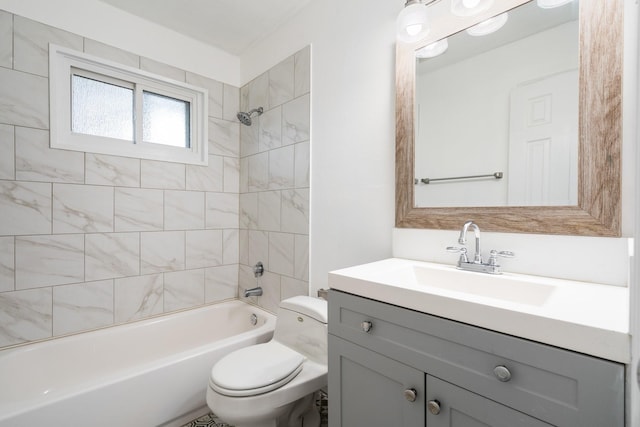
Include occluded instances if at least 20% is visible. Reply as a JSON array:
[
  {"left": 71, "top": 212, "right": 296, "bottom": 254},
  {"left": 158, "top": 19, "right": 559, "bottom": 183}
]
[{"left": 0, "top": 300, "right": 276, "bottom": 427}]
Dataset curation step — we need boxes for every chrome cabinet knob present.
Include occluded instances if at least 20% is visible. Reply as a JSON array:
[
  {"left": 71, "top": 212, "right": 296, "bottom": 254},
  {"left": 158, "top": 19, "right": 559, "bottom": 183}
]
[
  {"left": 403, "top": 388, "right": 417, "bottom": 402},
  {"left": 493, "top": 365, "right": 512, "bottom": 382},
  {"left": 361, "top": 321, "right": 373, "bottom": 333},
  {"left": 427, "top": 400, "right": 441, "bottom": 415}
]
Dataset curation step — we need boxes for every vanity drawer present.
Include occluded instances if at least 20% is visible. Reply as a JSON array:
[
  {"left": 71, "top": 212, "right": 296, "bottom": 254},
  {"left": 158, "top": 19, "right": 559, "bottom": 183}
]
[{"left": 328, "top": 290, "right": 624, "bottom": 427}]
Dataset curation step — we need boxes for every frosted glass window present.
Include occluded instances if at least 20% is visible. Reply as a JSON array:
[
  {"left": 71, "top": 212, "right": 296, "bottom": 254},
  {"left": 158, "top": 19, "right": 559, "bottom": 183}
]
[
  {"left": 71, "top": 74, "right": 133, "bottom": 141},
  {"left": 142, "top": 91, "right": 190, "bottom": 148},
  {"left": 51, "top": 44, "right": 207, "bottom": 165}
]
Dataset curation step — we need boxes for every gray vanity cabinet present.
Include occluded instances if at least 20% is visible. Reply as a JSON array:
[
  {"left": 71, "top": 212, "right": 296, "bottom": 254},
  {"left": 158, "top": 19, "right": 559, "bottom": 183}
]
[{"left": 328, "top": 290, "right": 625, "bottom": 427}]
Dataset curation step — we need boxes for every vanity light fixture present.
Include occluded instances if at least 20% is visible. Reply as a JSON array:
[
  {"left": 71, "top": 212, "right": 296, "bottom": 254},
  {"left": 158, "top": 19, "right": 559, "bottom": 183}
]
[
  {"left": 536, "top": 0, "right": 573, "bottom": 8},
  {"left": 397, "top": 0, "right": 433, "bottom": 43},
  {"left": 416, "top": 38, "right": 449, "bottom": 58},
  {"left": 450, "top": 0, "right": 493, "bottom": 17},
  {"left": 465, "top": 12, "right": 508, "bottom": 36}
]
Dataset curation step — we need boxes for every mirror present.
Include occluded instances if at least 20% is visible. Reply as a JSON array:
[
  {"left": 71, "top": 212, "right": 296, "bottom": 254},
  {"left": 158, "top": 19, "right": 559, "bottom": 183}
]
[
  {"left": 415, "top": 1, "right": 579, "bottom": 208},
  {"left": 396, "top": 0, "right": 622, "bottom": 236}
]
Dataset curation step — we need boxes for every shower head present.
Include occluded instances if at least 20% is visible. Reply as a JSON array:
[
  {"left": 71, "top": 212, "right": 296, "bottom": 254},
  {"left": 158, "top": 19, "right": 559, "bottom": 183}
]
[{"left": 237, "top": 107, "right": 264, "bottom": 126}]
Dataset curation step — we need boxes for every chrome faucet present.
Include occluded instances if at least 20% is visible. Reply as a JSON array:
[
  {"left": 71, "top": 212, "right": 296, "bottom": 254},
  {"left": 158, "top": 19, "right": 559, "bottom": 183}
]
[
  {"left": 244, "top": 287, "right": 263, "bottom": 297},
  {"left": 458, "top": 220, "right": 482, "bottom": 264},
  {"left": 244, "top": 261, "right": 264, "bottom": 297},
  {"left": 447, "top": 221, "right": 514, "bottom": 274}
]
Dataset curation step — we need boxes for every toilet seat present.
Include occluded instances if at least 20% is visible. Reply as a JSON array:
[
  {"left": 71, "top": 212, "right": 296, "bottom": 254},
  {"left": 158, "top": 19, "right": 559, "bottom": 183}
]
[{"left": 210, "top": 341, "right": 306, "bottom": 397}]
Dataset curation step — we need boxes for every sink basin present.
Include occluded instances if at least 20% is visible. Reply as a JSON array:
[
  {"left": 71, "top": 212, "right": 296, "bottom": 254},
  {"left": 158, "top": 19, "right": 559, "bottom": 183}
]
[
  {"left": 381, "top": 264, "right": 556, "bottom": 306},
  {"left": 328, "top": 258, "right": 629, "bottom": 363}
]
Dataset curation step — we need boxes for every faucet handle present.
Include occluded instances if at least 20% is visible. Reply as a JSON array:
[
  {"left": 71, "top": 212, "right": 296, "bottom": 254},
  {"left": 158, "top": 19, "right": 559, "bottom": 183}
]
[
  {"left": 446, "top": 246, "right": 469, "bottom": 263},
  {"left": 253, "top": 261, "right": 264, "bottom": 278},
  {"left": 488, "top": 250, "right": 515, "bottom": 266}
]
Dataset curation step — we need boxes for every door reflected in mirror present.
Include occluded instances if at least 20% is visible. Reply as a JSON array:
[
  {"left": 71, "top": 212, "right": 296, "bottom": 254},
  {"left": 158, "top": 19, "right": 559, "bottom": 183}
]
[{"left": 414, "top": 1, "right": 579, "bottom": 208}]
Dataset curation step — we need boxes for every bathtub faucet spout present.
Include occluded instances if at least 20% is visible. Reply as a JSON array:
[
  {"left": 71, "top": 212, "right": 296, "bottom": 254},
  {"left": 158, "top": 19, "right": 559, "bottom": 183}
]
[{"left": 244, "top": 287, "right": 263, "bottom": 297}]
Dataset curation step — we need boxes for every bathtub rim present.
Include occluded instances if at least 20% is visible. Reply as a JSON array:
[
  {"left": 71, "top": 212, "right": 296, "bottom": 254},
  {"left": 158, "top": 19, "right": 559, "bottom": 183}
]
[{"left": 0, "top": 298, "right": 273, "bottom": 352}]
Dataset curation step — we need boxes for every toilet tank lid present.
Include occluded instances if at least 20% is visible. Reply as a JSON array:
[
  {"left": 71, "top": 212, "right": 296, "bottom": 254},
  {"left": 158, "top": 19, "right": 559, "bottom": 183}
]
[{"left": 280, "top": 296, "right": 327, "bottom": 323}]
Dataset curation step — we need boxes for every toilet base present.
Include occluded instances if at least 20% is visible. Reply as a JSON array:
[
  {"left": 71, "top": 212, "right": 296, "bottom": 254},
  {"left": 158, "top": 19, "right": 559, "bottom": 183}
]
[
  {"left": 284, "top": 393, "right": 320, "bottom": 427},
  {"left": 222, "top": 393, "right": 319, "bottom": 427}
]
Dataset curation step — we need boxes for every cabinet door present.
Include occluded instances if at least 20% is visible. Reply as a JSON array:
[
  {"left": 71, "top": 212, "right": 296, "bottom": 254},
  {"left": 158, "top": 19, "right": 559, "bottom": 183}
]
[
  {"left": 328, "top": 335, "right": 425, "bottom": 427},
  {"left": 426, "top": 375, "right": 553, "bottom": 427}
]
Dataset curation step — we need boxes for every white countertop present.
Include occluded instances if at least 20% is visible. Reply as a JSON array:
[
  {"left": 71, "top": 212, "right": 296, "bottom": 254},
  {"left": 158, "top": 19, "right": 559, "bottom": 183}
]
[{"left": 328, "top": 258, "right": 630, "bottom": 363}]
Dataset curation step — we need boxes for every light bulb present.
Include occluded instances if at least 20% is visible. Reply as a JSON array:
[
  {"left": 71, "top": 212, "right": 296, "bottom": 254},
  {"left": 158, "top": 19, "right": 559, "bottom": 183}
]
[
  {"left": 451, "top": 0, "right": 493, "bottom": 17},
  {"left": 406, "top": 24, "right": 423, "bottom": 36},
  {"left": 416, "top": 38, "right": 449, "bottom": 59},
  {"left": 466, "top": 12, "right": 508, "bottom": 36},
  {"left": 537, "top": 0, "right": 574, "bottom": 8},
  {"left": 397, "top": 2, "right": 430, "bottom": 43},
  {"left": 462, "top": 0, "right": 481, "bottom": 8}
]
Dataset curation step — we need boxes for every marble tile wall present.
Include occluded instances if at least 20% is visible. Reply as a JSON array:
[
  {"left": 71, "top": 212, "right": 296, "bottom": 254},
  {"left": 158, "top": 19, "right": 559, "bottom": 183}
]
[
  {"left": 0, "top": 10, "right": 243, "bottom": 349},
  {"left": 238, "top": 47, "right": 311, "bottom": 313}
]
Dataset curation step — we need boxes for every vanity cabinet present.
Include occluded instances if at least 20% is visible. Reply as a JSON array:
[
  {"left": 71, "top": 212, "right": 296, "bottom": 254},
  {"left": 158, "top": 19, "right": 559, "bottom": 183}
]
[{"left": 328, "top": 290, "right": 624, "bottom": 427}]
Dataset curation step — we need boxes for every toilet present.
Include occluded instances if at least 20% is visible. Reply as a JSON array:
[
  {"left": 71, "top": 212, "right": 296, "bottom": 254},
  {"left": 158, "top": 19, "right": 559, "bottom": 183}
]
[{"left": 206, "top": 296, "right": 328, "bottom": 427}]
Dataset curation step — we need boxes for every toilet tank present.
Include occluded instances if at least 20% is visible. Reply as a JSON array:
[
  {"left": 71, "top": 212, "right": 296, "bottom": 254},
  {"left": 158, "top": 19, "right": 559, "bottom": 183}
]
[{"left": 273, "top": 296, "right": 328, "bottom": 365}]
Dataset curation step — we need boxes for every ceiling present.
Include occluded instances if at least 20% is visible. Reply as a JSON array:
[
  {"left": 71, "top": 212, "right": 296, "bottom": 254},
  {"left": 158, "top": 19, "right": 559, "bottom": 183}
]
[{"left": 98, "top": 0, "right": 313, "bottom": 55}]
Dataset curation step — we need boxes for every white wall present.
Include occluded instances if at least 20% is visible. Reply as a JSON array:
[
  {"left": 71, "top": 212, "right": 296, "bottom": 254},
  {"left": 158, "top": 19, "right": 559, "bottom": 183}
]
[{"left": 0, "top": 0, "right": 241, "bottom": 86}]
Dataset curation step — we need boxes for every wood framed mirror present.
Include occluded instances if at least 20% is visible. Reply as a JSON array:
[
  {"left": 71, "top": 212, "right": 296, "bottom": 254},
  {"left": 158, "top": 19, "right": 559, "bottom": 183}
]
[{"left": 395, "top": 0, "right": 622, "bottom": 236}]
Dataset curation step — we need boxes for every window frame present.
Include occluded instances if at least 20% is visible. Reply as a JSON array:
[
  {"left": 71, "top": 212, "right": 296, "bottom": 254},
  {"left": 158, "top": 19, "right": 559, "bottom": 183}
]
[{"left": 50, "top": 44, "right": 208, "bottom": 165}]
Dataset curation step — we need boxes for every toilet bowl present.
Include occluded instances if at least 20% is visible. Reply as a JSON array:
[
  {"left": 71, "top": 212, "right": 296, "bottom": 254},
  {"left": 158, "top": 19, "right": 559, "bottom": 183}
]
[{"left": 206, "top": 296, "right": 328, "bottom": 427}]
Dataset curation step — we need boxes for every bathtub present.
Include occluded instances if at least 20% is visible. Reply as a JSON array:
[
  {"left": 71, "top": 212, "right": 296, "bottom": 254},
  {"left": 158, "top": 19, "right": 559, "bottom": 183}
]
[{"left": 0, "top": 300, "right": 276, "bottom": 427}]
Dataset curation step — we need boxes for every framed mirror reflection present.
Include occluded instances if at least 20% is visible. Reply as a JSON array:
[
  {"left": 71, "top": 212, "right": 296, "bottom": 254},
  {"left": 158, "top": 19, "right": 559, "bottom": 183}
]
[
  {"left": 415, "top": 1, "right": 578, "bottom": 208},
  {"left": 396, "top": 0, "right": 622, "bottom": 236}
]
